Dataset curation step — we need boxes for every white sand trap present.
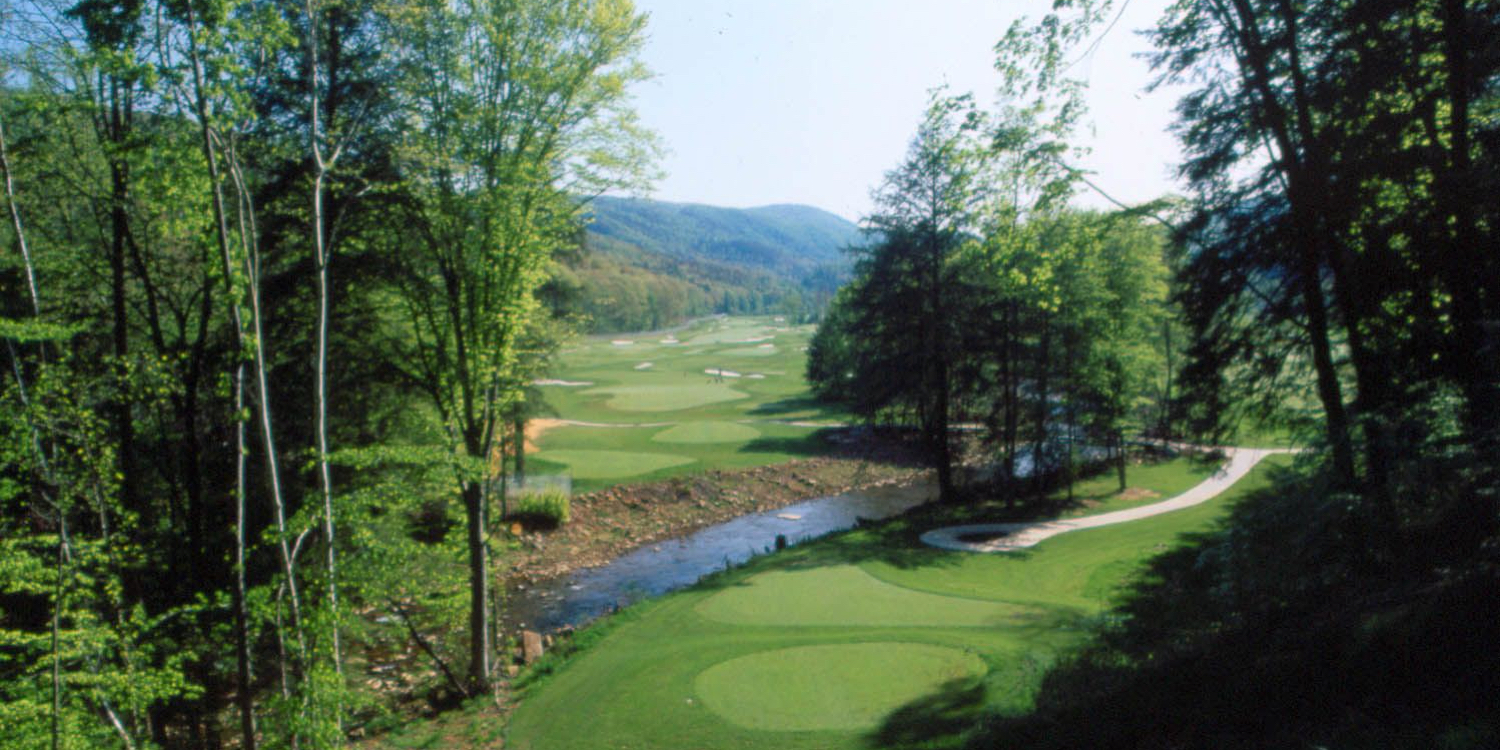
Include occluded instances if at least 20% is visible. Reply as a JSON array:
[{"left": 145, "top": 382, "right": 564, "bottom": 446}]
[
  {"left": 736, "top": 336, "right": 773, "bottom": 343},
  {"left": 799, "top": 346, "right": 810, "bottom": 352},
  {"left": 921, "top": 447, "right": 1295, "bottom": 553},
  {"left": 532, "top": 379, "right": 594, "bottom": 387},
  {"left": 660, "top": 337, "right": 679, "bottom": 344},
  {"left": 776, "top": 513, "right": 802, "bottom": 521},
  {"left": 611, "top": 339, "right": 634, "bottom": 346},
  {"left": 757, "top": 343, "right": 776, "bottom": 349},
  {"left": 746, "top": 373, "right": 766, "bottom": 379},
  {"left": 705, "top": 368, "right": 742, "bottom": 378},
  {"left": 634, "top": 362, "right": 653, "bottom": 370},
  {"left": 773, "top": 316, "right": 786, "bottom": 322}
]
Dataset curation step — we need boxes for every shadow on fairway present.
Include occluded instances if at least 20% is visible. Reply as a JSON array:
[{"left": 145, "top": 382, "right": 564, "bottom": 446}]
[
  {"left": 867, "top": 678, "right": 989, "bottom": 750},
  {"left": 746, "top": 395, "right": 824, "bottom": 416},
  {"left": 736, "top": 432, "right": 833, "bottom": 458}
]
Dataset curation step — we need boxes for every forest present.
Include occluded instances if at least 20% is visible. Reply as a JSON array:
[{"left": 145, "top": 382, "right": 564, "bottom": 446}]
[{"left": 3, "top": 0, "right": 1499, "bottom": 748}]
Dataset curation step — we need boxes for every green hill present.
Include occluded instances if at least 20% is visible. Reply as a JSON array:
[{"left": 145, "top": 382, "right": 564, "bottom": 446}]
[{"left": 546, "top": 197, "right": 860, "bottom": 332}]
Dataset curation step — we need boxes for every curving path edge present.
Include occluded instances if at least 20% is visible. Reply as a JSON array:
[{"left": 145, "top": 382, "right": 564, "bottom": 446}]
[{"left": 921, "top": 447, "right": 1295, "bottom": 553}]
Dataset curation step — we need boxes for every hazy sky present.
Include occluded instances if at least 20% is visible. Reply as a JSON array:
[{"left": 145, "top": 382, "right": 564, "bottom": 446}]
[{"left": 626, "top": 0, "right": 1187, "bottom": 222}]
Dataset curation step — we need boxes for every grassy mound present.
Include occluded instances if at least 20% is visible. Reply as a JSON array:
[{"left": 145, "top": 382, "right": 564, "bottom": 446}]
[
  {"left": 527, "top": 449, "right": 694, "bottom": 479},
  {"left": 693, "top": 643, "right": 987, "bottom": 732},
  {"left": 583, "top": 384, "right": 748, "bottom": 411},
  {"left": 650, "top": 421, "right": 762, "bottom": 445},
  {"left": 694, "top": 565, "right": 1037, "bottom": 628}
]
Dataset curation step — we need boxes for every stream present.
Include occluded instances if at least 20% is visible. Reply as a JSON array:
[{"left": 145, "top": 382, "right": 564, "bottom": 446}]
[{"left": 502, "top": 479, "right": 938, "bottom": 633}]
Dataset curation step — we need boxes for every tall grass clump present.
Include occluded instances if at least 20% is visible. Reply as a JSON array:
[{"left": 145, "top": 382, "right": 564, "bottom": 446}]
[{"left": 507, "top": 488, "right": 571, "bottom": 529}]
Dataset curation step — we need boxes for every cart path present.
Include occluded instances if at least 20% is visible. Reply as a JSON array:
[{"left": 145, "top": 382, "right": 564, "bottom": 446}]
[{"left": 921, "top": 447, "right": 1295, "bottom": 552}]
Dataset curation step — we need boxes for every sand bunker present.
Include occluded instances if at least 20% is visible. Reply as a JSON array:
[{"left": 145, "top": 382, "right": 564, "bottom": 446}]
[
  {"left": 634, "top": 362, "right": 653, "bottom": 370},
  {"left": 532, "top": 379, "right": 593, "bottom": 387},
  {"left": 611, "top": 339, "right": 634, "bottom": 346},
  {"left": 705, "top": 368, "right": 742, "bottom": 378}
]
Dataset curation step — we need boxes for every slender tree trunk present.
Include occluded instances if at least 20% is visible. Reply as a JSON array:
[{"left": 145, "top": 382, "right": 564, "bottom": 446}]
[
  {"left": 463, "top": 480, "right": 491, "bottom": 689},
  {"left": 1003, "top": 301, "right": 1020, "bottom": 506},
  {"left": 0, "top": 111, "right": 39, "bottom": 314},
  {"left": 1064, "top": 332, "right": 1076, "bottom": 504},
  {"left": 232, "top": 363, "right": 256, "bottom": 750},
  {"left": 306, "top": 0, "right": 345, "bottom": 709},
  {"left": 1439, "top": 0, "right": 1495, "bottom": 444},
  {"left": 1116, "top": 431, "right": 1127, "bottom": 492},
  {"left": 1297, "top": 249, "right": 1356, "bottom": 484},
  {"left": 109, "top": 158, "right": 138, "bottom": 521},
  {"left": 514, "top": 416, "right": 526, "bottom": 488},
  {"left": 1032, "top": 311, "right": 1051, "bottom": 496},
  {"left": 1161, "top": 318, "right": 1174, "bottom": 437}
]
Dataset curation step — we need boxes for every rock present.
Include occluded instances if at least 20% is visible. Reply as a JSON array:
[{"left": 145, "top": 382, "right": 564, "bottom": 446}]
[
  {"left": 522, "top": 630, "right": 544, "bottom": 664},
  {"left": 506, "top": 664, "right": 520, "bottom": 678}
]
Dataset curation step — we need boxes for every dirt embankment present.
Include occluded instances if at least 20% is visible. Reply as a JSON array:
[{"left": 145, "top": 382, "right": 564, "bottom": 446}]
[{"left": 506, "top": 448, "right": 926, "bottom": 584}]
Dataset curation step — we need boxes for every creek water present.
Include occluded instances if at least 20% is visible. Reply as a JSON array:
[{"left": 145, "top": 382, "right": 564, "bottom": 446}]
[{"left": 502, "top": 479, "right": 937, "bottom": 633}]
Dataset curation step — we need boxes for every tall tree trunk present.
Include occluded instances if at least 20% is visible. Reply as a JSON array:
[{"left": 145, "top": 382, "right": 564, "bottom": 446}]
[
  {"left": 514, "top": 416, "right": 526, "bottom": 487},
  {"left": 184, "top": 21, "right": 263, "bottom": 745},
  {"left": 306, "top": 0, "right": 345, "bottom": 710},
  {"left": 1002, "top": 301, "right": 1019, "bottom": 507},
  {"left": 463, "top": 479, "right": 490, "bottom": 690},
  {"left": 1297, "top": 248, "right": 1356, "bottom": 485},
  {"left": 1439, "top": 0, "right": 1496, "bottom": 445},
  {"left": 1116, "top": 431, "right": 1127, "bottom": 492},
  {"left": 1032, "top": 311, "right": 1051, "bottom": 496}
]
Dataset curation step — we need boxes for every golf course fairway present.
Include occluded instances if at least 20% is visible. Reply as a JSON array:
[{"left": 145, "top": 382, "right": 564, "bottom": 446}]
[
  {"left": 505, "top": 453, "right": 1292, "bottom": 749},
  {"left": 528, "top": 317, "right": 846, "bottom": 492}
]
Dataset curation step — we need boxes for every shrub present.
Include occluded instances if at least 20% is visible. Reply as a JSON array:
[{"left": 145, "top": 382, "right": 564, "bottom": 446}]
[{"left": 506, "top": 488, "right": 571, "bottom": 529}]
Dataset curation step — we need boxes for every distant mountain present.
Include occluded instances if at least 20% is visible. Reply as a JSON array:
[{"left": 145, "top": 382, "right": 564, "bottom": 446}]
[
  {"left": 585, "top": 196, "right": 859, "bottom": 279},
  {"left": 546, "top": 197, "right": 862, "bottom": 332}
]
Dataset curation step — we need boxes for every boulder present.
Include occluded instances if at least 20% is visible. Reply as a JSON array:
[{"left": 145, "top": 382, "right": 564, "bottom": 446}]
[{"left": 521, "top": 630, "right": 544, "bottom": 664}]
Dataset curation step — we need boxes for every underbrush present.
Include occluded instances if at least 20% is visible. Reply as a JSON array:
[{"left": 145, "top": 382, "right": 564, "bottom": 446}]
[
  {"left": 969, "top": 447, "right": 1500, "bottom": 749},
  {"left": 505, "top": 488, "right": 571, "bottom": 529}
]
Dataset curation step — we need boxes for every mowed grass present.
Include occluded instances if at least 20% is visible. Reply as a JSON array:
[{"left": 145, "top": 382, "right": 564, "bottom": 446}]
[
  {"left": 530, "top": 317, "right": 846, "bottom": 491},
  {"left": 505, "top": 455, "right": 1291, "bottom": 750}
]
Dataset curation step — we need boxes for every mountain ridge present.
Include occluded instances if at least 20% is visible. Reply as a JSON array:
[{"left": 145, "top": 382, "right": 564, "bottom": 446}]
[{"left": 547, "top": 196, "right": 859, "bottom": 332}]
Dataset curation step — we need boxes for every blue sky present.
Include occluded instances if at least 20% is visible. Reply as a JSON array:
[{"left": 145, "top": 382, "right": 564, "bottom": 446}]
[{"left": 625, "top": 0, "right": 1186, "bottom": 222}]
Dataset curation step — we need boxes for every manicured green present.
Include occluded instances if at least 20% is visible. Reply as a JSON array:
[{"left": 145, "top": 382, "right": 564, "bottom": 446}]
[
  {"left": 650, "top": 421, "right": 762, "bottom": 445},
  {"left": 693, "top": 642, "right": 988, "bottom": 732},
  {"left": 526, "top": 449, "right": 695, "bottom": 480},
  {"left": 694, "top": 565, "right": 1039, "bottom": 628},
  {"left": 530, "top": 316, "right": 848, "bottom": 491},
  {"left": 581, "top": 383, "right": 749, "bottom": 411},
  {"left": 505, "top": 455, "right": 1290, "bottom": 750}
]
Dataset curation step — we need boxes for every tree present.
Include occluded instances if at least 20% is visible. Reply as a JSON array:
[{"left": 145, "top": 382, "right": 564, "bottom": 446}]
[
  {"left": 1150, "top": 0, "right": 1500, "bottom": 491},
  {"left": 833, "top": 91, "right": 996, "bottom": 502},
  {"left": 386, "top": 0, "right": 655, "bottom": 691}
]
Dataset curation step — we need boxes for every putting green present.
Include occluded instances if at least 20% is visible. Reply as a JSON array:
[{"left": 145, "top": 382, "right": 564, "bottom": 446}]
[
  {"left": 583, "top": 384, "right": 748, "bottom": 412},
  {"left": 694, "top": 642, "right": 987, "bottom": 732},
  {"left": 528, "top": 449, "right": 694, "bottom": 479},
  {"left": 694, "top": 565, "right": 1038, "bottom": 628},
  {"left": 651, "top": 421, "right": 762, "bottom": 445}
]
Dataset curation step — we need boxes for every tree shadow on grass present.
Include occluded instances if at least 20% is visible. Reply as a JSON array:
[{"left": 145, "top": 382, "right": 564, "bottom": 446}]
[
  {"left": 745, "top": 395, "right": 826, "bottom": 416},
  {"left": 737, "top": 431, "right": 834, "bottom": 458},
  {"left": 866, "top": 679, "right": 989, "bottom": 750}
]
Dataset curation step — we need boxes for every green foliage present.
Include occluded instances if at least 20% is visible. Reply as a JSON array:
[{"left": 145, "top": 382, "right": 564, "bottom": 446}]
[{"left": 505, "top": 488, "right": 570, "bottom": 527}]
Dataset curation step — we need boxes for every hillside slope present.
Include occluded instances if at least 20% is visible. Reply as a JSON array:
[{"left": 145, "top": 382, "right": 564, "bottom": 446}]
[{"left": 547, "top": 197, "right": 860, "bottom": 332}]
